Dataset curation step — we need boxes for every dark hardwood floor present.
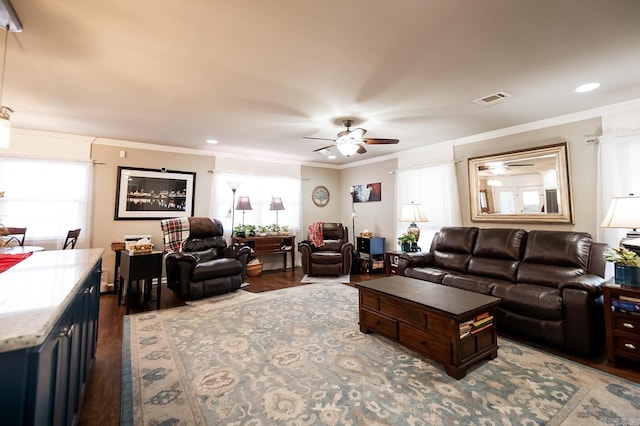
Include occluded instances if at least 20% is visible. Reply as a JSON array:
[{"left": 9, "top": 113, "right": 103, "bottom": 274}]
[{"left": 78, "top": 268, "right": 640, "bottom": 425}]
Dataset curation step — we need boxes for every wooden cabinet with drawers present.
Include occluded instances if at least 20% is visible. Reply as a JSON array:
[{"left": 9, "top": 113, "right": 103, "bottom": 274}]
[{"left": 602, "top": 283, "right": 640, "bottom": 362}]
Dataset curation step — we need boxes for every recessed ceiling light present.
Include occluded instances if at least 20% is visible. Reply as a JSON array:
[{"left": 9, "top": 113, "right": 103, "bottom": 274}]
[
  {"left": 328, "top": 155, "right": 336, "bottom": 159},
  {"left": 575, "top": 82, "right": 600, "bottom": 93},
  {"left": 206, "top": 139, "right": 219, "bottom": 144}
]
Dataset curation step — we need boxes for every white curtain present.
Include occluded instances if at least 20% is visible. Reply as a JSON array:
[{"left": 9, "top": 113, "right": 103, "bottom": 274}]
[
  {"left": 0, "top": 157, "right": 93, "bottom": 250},
  {"left": 597, "top": 134, "right": 640, "bottom": 247},
  {"left": 395, "top": 162, "right": 461, "bottom": 250},
  {"left": 209, "top": 172, "right": 302, "bottom": 242}
]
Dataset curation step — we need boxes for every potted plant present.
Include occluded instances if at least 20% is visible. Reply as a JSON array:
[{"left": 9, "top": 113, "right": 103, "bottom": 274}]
[
  {"left": 604, "top": 246, "right": 640, "bottom": 286},
  {"left": 234, "top": 224, "right": 247, "bottom": 238},
  {"left": 257, "top": 225, "right": 269, "bottom": 237},
  {"left": 281, "top": 225, "right": 290, "bottom": 235},
  {"left": 245, "top": 224, "right": 256, "bottom": 236},
  {"left": 397, "top": 233, "right": 416, "bottom": 253},
  {"left": 269, "top": 223, "right": 281, "bottom": 235}
]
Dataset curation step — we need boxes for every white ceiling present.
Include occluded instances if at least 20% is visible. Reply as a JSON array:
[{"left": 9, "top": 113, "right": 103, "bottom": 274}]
[{"left": 4, "top": 0, "right": 640, "bottom": 165}]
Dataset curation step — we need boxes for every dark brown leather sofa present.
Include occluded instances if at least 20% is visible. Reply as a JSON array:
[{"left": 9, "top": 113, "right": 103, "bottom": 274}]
[{"left": 397, "top": 227, "right": 608, "bottom": 357}]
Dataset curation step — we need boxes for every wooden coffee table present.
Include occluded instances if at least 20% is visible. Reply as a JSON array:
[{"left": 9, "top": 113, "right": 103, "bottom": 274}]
[{"left": 356, "top": 275, "right": 500, "bottom": 379}]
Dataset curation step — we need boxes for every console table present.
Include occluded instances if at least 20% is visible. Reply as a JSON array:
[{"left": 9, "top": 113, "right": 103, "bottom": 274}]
[{"left": 232, "top": 235, "right": 296, "bottom": 270}]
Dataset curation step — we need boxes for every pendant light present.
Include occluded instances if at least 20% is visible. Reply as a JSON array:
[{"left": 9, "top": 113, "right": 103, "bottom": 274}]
[
  {"left": 0, "top": 0, "right": 22, "bottom": 149},
  {"left": 0, "top": 24, "right": 10, "bottom": 149}
]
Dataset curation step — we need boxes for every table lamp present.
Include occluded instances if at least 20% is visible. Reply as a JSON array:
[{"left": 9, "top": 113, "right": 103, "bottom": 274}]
[
  {"left": 236, "top": 196, "right": 253, "bottom": 226},
  {"left": 400, "top": 202, "right": 428, "bottom": 243},
  {"left": 601, "top": 195, "right": 640, "bottom": 251},
  {"left": 269, "top": 197, "right": 285, "bottom": 226}
]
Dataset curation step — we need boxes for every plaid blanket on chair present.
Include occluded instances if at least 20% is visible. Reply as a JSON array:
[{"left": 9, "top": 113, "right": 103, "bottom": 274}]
[
  {"left": 308, "top": 221, "right": 324, "bottom": 247},
  {"left": 160, "top": 217, "right": 190, "bottom": 253}
]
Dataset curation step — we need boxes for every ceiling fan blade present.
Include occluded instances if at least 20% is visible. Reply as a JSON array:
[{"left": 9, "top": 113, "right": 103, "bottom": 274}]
[
  {"left": 303, "top": 136, "right": 336, "bottom": 141},
  {"left": 357, "top": 144, "right": 367, "bottom": 154},
  {"left": 349, "top": 128, "right": 366, "bottom": 139},
  {"left": 362, "top": 138, "right": 399, "bottom": 145},
  {"left": 313, "top": 144, "right": 336, "bottom": 152}
]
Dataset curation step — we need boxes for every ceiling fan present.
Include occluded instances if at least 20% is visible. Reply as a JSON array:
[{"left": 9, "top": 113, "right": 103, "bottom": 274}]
[
  {"left": 478, "top": 161, "right": 534, "bottom": 175},
  {"left": 304, "top": 119, "right": 399, "bottom": 157}
]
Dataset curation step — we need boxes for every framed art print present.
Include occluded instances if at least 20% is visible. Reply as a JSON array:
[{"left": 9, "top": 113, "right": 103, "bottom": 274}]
[{"left": 114, "top": 166, "right": 196, "bottom": 220}]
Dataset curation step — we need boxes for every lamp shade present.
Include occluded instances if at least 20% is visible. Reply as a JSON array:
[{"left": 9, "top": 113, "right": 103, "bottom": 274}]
[
  {"left": 400, "top": 203, "right": 428, "bottom": 223},
  {"left": 270, "top": 197, "right": 285, "bottom": 211},
  {"left": 228, "top": 181, "right": 241, "bottom": 191},
  {"left": 236, "top": 196, "right": 253, "bottom": 211},
  {"left": 601, "top": 196, "right": 640, "bottom": 229}
]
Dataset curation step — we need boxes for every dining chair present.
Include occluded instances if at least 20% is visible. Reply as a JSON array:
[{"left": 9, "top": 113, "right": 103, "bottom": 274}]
[
  {"left": 1, "top": 227, "right": 27, "bottom": 247},
  {"left": 63, "top": 228, "right": 81, "bottom": 249}
]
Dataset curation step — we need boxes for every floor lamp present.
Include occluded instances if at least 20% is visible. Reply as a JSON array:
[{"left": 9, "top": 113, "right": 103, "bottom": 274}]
[{"left": 228, "top": 182, "right": 240, "bottom": 241}]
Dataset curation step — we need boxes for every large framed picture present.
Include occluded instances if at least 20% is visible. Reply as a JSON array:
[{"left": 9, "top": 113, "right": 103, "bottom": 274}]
[{"left": 114, "top": 166, "right": 196, "bottom": 220}]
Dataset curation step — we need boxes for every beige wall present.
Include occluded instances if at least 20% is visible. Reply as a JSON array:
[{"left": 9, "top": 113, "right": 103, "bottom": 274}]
[
  {"left": 454, "top": 117, "right": 602, "bottom": 235},
  {"left": 340, "top": 159, "right": 398, "bottom": 251},
  {"left": 91, "top": 144, "right": 215, "bottom": 283},
  {"left": 300, "top": 165, "right": 341, "bottom": 231}
]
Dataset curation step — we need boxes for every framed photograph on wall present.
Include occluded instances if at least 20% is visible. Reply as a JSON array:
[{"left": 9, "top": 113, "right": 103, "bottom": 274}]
[
  {"left": 114, "top": 166, "right": 196, "bottom": 220},
  {"left": 352, "top": 182, "right": 382, "bottom": 203}
]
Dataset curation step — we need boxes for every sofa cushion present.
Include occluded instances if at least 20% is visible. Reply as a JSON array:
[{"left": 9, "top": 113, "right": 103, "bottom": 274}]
[
  {"left": 467, "top": 257, "right": 519, "bottom": 282},
  {"left": 192, "top": 258, "right": 242, "bottom": 281},
  {"left": 500, "top": 284, "right": 563, "bottom": 321},
  {"left": 316, "top": 239, "right": 343, "bottom": 251},
  {"left": 522, "top": 230, "right": 592, "bottom": 269},
  {"left": 434, "top": 227, "right": 478, "bottom": 253},
  {"left": 433, "top": 251, "right": 472, "bottom": 272},
  {"left": 310, "top": 251, "right": 343, "bottom": 264},
  {"left": 442, "top": 274, "right": 496, "bottom": 295},
  {"left": 473, "top": 228, "right": 527, "bottom": 260},
  {"left": 404, "top": 267, "right": 447, "bottom": 283}
]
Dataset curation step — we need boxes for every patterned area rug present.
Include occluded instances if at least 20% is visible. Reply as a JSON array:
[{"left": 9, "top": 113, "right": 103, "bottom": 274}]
[
  {"left": 300, "top": 273, "right": 350, "bottom": 283},
  {"left": 122, "top": 283, "right": 640, "bottom": 425}
]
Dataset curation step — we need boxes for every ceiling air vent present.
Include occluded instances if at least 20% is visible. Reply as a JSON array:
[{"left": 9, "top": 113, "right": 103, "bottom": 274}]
[{"left": 472, "top": 91, "right": 511, "bottom": 106}]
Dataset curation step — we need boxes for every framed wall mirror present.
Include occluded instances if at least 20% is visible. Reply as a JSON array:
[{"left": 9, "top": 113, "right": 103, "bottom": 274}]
[{"left": 468, "top": 143, "right": 573, "bottom": 223}]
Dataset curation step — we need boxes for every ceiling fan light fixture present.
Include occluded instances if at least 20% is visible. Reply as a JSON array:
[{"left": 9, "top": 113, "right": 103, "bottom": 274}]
[{"left": 337, "top": 142, "right": 359, "bottom": 157}]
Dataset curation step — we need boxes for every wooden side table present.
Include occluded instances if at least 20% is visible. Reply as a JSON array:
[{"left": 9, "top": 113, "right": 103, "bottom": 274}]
[
  {"left": 602, "top": 282, "right": 640, "bottom": 362},
  {"left": 118, "top": 250, "right": 163, "bottom": 315}
]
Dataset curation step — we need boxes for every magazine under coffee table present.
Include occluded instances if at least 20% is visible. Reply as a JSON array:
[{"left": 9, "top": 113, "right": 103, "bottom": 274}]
[{"left": 356, "top": 275, "right": 501, "bottom": 379}]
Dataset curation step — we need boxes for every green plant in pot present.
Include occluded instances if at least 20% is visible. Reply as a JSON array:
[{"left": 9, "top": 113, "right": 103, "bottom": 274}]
[
  {"left": 257, "top": 225, "right": 269, "bottom": 236},
  {"left": 245, "top": 224, "right": 256, "bottom": 236},
  {"left": 234, "top": 224, "right": 248, "bottom": 238},
  {"left": 604, "top": 246, "right": 640, "bottom": 286},
  {"left": 397, "top": 233, "right": 416, "bottom": 253}
]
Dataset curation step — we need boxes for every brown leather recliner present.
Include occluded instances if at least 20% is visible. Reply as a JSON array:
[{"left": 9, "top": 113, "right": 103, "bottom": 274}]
[
  {"left": 298, "top": 223, "right": 354, "bottom": 275},
  {"left": 163, "top": 218, "right": 251, "bottom": 300}
]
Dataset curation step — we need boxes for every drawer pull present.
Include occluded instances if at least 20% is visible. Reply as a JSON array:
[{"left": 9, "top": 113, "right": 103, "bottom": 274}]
[
  {"left": 623, "top": 323, "right": 635, "bottom": 329},
  {"left": 624, "top": 343, "right": 636, "bottom": 350}
]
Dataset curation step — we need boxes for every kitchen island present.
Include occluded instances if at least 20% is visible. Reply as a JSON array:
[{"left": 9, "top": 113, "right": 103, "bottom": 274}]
[{"left": 0, "top": 248, "right": 103, "bottom": 426}]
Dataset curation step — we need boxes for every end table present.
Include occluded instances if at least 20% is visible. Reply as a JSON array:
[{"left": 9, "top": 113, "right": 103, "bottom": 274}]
[{"left": 118, "top": 250, "right": 163, "bottom": 315}]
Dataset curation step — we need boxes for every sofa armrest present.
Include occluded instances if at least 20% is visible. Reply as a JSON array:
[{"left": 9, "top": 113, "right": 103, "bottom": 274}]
[
  {"left": 559, "top": 274, "right": 606, "bottom": 298},
  {"left": 225, "top": 244, "right": 252, "bottom": 260},
  {"left": 397, "top": 252, "right": 433, "bottom": 275}
]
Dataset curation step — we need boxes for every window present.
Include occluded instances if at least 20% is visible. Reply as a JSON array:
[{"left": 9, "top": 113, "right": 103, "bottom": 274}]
[
  {"left": 0, "top": 157, "right": 92, "bottom": 249},
  {"left": 210, "top": 172, "right": 301, "bottom": 239},
  {"left": 396, "top": 163, "right": 461, "bottom": 250}
]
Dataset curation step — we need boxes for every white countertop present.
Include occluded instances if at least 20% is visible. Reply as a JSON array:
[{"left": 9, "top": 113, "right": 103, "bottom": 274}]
[{"left": 0, "top": 248, "right": 104, "bottom": 353}]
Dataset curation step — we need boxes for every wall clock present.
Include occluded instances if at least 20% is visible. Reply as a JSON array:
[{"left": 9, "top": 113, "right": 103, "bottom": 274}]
[{"left": 312, "top": 185, "right": 330, "bottom": 207}]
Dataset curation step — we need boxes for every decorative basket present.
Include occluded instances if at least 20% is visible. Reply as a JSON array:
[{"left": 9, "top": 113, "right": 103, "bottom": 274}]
[
  {"left": 360, "top": 231, "right": 373, "bottom": 238},
  {"left": 129, "top": 243, "right": 153, "bottom": 254},
  {"left": 246, "top": 262, "right": 263, "bottom": 277}
]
